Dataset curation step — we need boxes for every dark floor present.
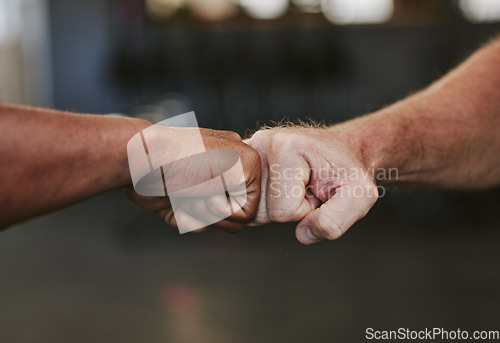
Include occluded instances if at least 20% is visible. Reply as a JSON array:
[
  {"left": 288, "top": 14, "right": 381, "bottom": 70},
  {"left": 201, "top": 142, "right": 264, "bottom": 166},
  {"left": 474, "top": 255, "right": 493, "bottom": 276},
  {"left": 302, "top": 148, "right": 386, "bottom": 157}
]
[{"left": 1, "top": 188, "right": 499, "bottom": 343}]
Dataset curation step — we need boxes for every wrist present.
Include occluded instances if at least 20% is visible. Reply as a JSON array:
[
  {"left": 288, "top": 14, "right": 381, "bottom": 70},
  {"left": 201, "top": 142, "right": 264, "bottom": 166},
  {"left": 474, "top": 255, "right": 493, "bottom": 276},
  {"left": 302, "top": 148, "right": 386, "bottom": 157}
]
[
  {"left": 328, "top": 117, "right": 378, "bottom": 170},
  {"left": 111, "top": 116, "right": 152, "bottom": 188},
  {"left": 328, "top": 109, "right": 402, "bottom": 186}
]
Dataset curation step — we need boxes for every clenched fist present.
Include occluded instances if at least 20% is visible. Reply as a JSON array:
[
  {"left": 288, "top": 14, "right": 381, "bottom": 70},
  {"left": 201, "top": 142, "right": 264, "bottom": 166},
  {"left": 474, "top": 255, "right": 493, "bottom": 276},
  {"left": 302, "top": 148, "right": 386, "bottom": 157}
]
[
  {"left": 246, "top": 126, "right": 378, "bottom": 245},
  {"left": 125, "top": 128, "right": 261, "bottom": 233}
]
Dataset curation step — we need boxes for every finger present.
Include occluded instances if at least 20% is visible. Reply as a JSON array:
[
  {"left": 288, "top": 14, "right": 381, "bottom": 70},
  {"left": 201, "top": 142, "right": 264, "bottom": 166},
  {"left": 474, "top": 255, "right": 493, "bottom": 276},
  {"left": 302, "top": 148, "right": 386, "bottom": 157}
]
[
  {"left": 211, "top": 219, "right": 244, "bottom": 233},
  {"left": 228, "top": 181, "right": 261, "bottom": 223},
  {"left": 247, "top": 130, "right": 315, "bottom": 224},
  {"left": 205, "top": 147, "right": 261, "bottom": 223},
  {"left": 159, "top": 204, "right": 207, "bottom": 234},
  {"left": 123, "top": 187, "right": 172, "bottom": 212},
  {"left": 190, "top": 226, "right": 207, "bottom": 234},
  {"left": 249, "top": 144, "right": 270, "bottom": 225},
  {"left": 207, "top": 193, "right": 235, "bottom": 219},
  {"left": 265, "top": 153, "right": 312, "bottom": 222},
  {"left": 186, "top": 197, "right": 239, "bottom": 231},
  {"left": 305, "top": 186, "right": 322, "bottom": 210},
  {"left": 295, "top": 183, "right": 378, "bottom": 245},
  {"left": 206, "top": 190, "right": 261, "bottom": 224},
  {"left": 172, "top": 208, "right": 210, "bottom": 234},
  {"left": 182, "top": 198, "right": 216, "bottom": 224},
  {"left": 178, "top": 197, "right": 244, "bottom": 232}
]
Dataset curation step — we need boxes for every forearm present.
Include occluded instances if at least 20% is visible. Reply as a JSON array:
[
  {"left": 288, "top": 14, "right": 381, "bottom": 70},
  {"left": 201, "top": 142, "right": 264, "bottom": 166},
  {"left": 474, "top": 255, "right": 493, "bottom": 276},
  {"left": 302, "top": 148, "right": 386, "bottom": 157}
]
[
  {"left": 335, "top": 37, "right": 500, "bottom": 189},
  {"left": 0, "top": 103, "right": 150, "bottom": 226}
]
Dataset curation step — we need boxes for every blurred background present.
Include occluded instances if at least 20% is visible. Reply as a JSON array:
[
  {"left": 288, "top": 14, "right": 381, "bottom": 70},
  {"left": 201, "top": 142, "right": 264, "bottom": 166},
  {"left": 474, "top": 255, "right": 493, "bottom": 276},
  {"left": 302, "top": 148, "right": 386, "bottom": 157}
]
[{"left": 1, "top": 0, "right": 500, "bottom": 342}]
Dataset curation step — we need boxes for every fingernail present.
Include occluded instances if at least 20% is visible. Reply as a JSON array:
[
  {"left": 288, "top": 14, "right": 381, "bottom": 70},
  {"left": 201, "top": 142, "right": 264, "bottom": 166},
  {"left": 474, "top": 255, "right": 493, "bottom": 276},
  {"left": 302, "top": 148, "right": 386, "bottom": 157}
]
[{"left": 299, "top": 226, "right": 319, "bottom": 244}]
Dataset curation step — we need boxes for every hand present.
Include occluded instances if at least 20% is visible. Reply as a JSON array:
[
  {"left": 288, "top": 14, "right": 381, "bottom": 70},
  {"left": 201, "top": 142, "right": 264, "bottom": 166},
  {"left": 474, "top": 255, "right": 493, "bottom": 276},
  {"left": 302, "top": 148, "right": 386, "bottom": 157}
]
[
  {"left": 124, "top": 128, "right": 261, "bottom": 233},
  {"left": 246, "top": 126, "right": 378, "bottom": 244}
]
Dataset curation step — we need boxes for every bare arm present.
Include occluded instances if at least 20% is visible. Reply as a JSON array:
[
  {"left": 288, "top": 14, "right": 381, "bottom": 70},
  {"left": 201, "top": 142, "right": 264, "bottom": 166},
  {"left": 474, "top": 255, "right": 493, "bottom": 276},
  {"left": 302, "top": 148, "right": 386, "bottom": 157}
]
[
  {"left": 337, "top": 36, "right": 500, "bottom": 189},
  {"left": 248, "top": 36, "right": 500, "bottom": 244},
  {"left": 0, "top": 104, "right": 151, "bottom": 227},
  {"left": 0, "top": 104, "right": 262, "bottom": 231}
]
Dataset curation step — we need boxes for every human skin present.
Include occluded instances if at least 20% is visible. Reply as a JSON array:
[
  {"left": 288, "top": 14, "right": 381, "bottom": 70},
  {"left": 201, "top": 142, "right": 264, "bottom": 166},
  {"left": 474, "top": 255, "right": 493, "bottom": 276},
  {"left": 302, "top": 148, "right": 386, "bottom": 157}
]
[
  {"left": 247, "top": 36, "right": 500, "bottom": 245},
  {"left": 0, "top": 104, "right": 261, "bottom": 230}
]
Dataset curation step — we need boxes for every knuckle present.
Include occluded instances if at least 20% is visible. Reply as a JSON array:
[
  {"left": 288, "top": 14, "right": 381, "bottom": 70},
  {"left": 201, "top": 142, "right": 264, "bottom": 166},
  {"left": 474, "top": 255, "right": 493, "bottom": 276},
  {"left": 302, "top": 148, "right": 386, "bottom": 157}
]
[
  {"left": 353, "top": 186, "right": 377, "bottom": 220},
  {"left": 245, "top": 145, "right": 261, "bottom": 165},
  {"left": 224, "top": 130, "right": 242, "bottom": 141},
  {"left": 269, "top": 131, "right": 298, "bottom": 152},
  {"left": 359, "top": 206, "right": 370, "bottom": 219},
  {"left": 250, "top": 130, "right": 273, "bottom": 149},
  {"left": 234, "top": 200, "right": 257, "bottom": 222},
  {"left": 364, "top": 182, "right": 379, "bottom": 207},
  {"left": 239, "top": 146, "right": 261, "bottom": 187},
  {"left": 316, "top": 214, "right": 343, "bottom": 240}
]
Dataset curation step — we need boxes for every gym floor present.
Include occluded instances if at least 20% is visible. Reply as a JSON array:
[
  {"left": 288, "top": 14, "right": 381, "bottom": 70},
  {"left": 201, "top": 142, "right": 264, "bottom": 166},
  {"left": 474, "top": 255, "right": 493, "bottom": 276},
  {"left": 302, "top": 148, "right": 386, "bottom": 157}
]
[{"left": 1, "top": 187, "right": 499, "bottom": 342}]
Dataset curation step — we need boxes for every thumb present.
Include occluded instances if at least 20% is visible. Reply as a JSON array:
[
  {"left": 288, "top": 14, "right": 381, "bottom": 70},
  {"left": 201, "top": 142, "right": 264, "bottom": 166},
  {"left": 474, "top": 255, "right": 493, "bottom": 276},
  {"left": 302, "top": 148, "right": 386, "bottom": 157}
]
[{"left": 295, "top": 184, "right": 377, "bottom": 245}]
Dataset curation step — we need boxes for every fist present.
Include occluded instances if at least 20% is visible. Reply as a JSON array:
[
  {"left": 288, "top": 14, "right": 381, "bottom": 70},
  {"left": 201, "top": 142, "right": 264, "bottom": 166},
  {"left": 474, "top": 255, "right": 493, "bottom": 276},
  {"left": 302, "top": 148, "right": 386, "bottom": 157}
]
[
  {"left": 125, "top": 128, "right": 261, "bottom": 233},
  {"left": 247, "top": 126, "right": 378, "bottom": 244}
]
